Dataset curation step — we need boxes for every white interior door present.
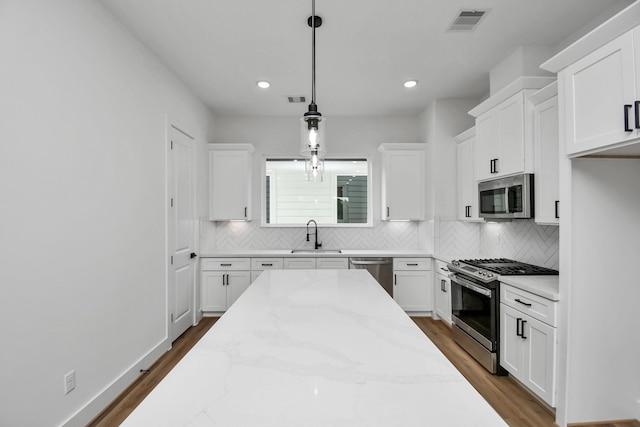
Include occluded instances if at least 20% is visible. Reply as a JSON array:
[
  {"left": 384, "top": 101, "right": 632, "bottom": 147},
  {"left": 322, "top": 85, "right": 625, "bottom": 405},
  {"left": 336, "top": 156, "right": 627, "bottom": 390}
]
[{"left": 168, "top": 124, "right": 197, "bottom": 342}]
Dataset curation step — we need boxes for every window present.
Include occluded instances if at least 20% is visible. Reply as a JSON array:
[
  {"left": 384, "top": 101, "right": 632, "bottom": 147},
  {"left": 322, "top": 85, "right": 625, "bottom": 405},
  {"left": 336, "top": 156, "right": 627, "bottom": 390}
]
[{"left": 263, "top": 158, "right": 371, "bottom": 226}]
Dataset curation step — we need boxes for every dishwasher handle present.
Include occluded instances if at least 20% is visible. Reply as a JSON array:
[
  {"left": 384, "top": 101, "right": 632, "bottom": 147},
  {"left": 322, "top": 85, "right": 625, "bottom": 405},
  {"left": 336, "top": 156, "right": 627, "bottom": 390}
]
[{"left": 349, "top": 259, "right": 392, "bottom": 265}]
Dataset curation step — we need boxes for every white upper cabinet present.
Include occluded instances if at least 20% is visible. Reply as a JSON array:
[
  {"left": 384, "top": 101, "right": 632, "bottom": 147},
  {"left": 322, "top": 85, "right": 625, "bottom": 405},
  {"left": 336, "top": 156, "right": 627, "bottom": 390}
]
[
  {"left": 470, "top": 77, "right": 555, "bottom": 182},
  {"left": 558, "top": 28, "right": 640, "bottom": 157},
  {"left": 475, "top": 91, "right": 530, "bottom": 181},
  {"left": 209, "top": 144, "right": 254, "bottom": 221},
  {"left": 378, "top": 144, "right": 425, "bottom": 221},
  {"left": 530, "top": 83, "right": 560, "bottom": 225},
  {"left": 455, "top": 127, "right": 481, "bottom": 221}
]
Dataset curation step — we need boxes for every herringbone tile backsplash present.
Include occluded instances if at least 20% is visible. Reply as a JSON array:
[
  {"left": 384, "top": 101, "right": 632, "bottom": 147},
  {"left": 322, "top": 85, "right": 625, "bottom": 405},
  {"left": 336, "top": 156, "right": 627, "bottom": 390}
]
[
  {"left": 202, "top": 218, "right": 559, "bottom": 270},
  {"left": 206, "top": 220, "right": 420, "bottom": 251},
  {"left": 437, "top": 219, "right": 559, "bottom": 270}
]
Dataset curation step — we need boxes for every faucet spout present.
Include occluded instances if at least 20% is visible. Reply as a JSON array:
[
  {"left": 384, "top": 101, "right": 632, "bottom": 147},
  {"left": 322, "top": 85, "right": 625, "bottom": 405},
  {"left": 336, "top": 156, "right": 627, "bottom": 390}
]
[{"left": 306, "top": 220, "right": 322, "bottom": 250}]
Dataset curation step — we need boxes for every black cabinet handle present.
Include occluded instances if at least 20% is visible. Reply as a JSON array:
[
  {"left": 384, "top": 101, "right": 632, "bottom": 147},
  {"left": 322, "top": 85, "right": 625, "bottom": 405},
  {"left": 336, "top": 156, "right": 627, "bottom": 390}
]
[
  {"left": 465, "top": 205, "right": 471, "bottom": 218},
  {"left": 261, "top": 263, "right": 273, "bottom": 267},
  {"left": 244, "top": 207, "right": 247, "bottom": 218},
  {"left": 516, "top": 318, "right": 522, "bottom": 337},
  {"left": 221, "top": 263, "right": 232, "bottom": 267},
  {"left": 515, "top": 298, "right": 532, "bottom": 307},
  {"left": 387, "top": 207, "right": 390, "bottom": 217},
  {"left": 407, "top": 263, "right": 418, "bottom": 266},
  {"left": 190, "top": 252, "right": 197, "bottom": 259},
  {"left": 521, "top": 320, "right": 528, "bottom": 340},
  {"left": 555, "top": 201, "right": 560, "bottom": 219},
  {"left": 441, "top": 279, "right": 447, "bottom": 292},
  {"left": 489, "top": 159, "right": 494, "bottom": 174},
  {"left": 490, "top": 158, "right": 499, "bottom": 174},
  {"left": 394, "top": 274, "right": 397, "bottom": 285},
  {"left": 624, "top": 104, "right": 633, "bottom": 132},
  {"left": 635, "top": 101, "right": 640, "bottom": 129}
]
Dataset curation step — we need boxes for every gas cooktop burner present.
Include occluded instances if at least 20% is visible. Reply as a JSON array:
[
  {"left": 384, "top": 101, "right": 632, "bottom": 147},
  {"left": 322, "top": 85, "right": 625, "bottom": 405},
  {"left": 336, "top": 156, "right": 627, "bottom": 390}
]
[{"left": 458, "top": 258, "right": 558, "bottom": 276}]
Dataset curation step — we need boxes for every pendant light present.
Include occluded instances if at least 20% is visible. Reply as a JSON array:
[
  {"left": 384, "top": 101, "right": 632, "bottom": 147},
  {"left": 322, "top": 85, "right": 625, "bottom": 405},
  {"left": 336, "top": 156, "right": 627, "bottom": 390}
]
[{"left": 300, "top": 0, "right": 326, "bottom": 181}]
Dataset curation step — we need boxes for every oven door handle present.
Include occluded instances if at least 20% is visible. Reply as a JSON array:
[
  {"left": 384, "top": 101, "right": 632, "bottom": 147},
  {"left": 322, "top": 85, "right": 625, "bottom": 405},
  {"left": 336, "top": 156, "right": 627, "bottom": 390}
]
[{"left": 452, "top": 275, "right": 492, "bottom": 297}]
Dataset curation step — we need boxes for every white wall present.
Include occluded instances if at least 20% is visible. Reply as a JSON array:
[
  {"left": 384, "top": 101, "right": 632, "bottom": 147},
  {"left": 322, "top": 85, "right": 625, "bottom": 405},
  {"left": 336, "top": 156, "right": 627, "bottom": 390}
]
[{"left": 0, "top": 1, "right": 213, "bottom": 426}]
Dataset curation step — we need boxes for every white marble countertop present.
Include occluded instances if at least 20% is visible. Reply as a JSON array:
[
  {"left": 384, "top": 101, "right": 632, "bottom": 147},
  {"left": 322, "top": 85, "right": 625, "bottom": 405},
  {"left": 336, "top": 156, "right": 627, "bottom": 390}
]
[
  {"left": 499, "top": 275, "right": 560, "bottom": 301},
  {"left": 200, "top": 249, "right": 433, "bottom": 258},
  {"left": 122, "top": 270, "right": 506, "bottom": 426}
]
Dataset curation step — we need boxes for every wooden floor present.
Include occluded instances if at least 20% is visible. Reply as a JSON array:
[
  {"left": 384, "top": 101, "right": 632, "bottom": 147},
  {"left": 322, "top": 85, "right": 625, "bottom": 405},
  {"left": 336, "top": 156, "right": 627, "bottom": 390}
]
[
  {"left": 88, "top": 317, "right": 219, "bottom": 427},
  {"left": 89, "top": 316, "right": 639, "bottom": 427}
]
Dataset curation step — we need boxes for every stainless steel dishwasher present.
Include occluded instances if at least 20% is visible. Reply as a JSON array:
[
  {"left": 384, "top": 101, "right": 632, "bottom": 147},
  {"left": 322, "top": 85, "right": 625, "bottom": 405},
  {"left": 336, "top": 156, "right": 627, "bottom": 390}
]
[{"left": 349, "top": 257, "right": 394, "bottom": 297}]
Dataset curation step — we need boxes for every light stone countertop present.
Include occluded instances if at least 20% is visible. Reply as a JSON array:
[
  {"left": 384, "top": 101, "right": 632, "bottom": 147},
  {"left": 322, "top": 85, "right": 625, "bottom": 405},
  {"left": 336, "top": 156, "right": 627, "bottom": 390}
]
[
  {"left": 499, "top": 275, "right": 560, "bottom": 301},
  {"left": 121, "top": 270, "right": 507, "bottom": 427}
]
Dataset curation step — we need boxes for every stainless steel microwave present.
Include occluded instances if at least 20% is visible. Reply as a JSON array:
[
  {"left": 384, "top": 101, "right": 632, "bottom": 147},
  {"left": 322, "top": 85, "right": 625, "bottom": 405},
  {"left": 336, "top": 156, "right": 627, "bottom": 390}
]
[{"left": 478, "top": 174, "right": 534, "bottom": 220}]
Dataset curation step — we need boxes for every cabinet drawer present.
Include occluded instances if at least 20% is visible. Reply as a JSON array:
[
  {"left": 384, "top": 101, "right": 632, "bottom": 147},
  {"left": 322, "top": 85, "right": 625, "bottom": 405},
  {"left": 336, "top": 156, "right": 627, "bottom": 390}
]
[
  {"left": 316, "top": 258, "right": 349, "bottom": 269},
  {"left": 201, "top": 258, "right": 251, "bottom": 271},
  {"left": 284, "top": 258, "right": 317, "bottom": 269},
  {"left": 394, "top": 258, "right": 431, "bottom": 270},
  {"left": 501, "top": 283, "right": 557, "bottom": 327},
  {"left": 251, "top": 258, "right": 284, "bottom": 270}
]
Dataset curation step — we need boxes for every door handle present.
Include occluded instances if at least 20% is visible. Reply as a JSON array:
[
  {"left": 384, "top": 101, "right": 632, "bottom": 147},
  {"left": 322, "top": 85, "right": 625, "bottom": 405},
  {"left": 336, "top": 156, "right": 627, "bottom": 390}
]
[{"left": 190, "top": 252, "right": 197, "bottom": 259}]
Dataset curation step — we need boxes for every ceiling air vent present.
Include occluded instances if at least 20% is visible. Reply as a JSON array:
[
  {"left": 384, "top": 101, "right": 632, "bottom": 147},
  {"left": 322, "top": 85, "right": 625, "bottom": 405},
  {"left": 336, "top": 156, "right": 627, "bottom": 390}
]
[
  {"left": 448, "top": 10, "right": 487, "bottom": 32},
  {"left": 287, "top": 96, "right": 306, "bottom": 103}
]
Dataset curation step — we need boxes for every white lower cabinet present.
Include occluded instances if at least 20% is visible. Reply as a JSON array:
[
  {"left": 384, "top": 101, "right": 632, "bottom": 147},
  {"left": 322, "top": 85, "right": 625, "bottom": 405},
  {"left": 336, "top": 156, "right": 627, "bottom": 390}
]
[
  {"left": 434, "top": 260, "right": 451, "bottom": 325},
  {"left": 500, "top": 283, "right": 557, "bottom": 407},
  {"left": 201, "top": 258, "right": 252, "bottom": 313},
  {"left": 393, "top": 258, "right": 433, "bottom": 312}
]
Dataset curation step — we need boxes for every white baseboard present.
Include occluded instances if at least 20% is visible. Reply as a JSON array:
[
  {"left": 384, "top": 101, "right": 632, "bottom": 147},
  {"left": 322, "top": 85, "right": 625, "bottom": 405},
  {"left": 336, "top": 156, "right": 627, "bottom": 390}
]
[{"left": 60, "top": 337, "right": 171, "bottom": 427}]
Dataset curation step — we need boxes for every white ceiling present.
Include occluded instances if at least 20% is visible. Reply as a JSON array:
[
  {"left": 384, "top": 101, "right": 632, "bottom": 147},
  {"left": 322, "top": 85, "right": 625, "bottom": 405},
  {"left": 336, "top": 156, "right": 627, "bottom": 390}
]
[{"left": 100, "top": 0, "right": 633, "bottom": 117}]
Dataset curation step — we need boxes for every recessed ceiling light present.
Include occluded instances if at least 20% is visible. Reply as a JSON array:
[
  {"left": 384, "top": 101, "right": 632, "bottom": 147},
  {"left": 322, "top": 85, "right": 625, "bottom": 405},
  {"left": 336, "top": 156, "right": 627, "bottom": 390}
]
[
  {"left": 403, "top": 80, "right": 418, "bottom": 88},
  {"left": 257, "top": 81, "right": 271, "bottom": 89}
]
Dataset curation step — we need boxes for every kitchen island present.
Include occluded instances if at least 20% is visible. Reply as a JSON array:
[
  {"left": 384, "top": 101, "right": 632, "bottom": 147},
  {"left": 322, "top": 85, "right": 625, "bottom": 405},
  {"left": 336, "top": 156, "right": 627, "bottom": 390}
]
[{"left": 122, "top": 269, "right": 506, "bottom": 426}]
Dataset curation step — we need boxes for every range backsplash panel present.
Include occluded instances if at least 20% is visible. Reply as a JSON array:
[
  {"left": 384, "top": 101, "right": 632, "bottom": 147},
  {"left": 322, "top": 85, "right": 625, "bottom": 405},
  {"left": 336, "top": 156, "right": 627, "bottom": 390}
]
[{"left": 437, "top": 218, "right": 559, "bottom": 270}]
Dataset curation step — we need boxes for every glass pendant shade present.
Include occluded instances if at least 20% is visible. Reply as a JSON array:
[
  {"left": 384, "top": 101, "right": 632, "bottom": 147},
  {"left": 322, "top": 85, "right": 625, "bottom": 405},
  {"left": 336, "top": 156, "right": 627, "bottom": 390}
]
[{"left": 300, "top": 114, "right": 326, "bottom": 159}]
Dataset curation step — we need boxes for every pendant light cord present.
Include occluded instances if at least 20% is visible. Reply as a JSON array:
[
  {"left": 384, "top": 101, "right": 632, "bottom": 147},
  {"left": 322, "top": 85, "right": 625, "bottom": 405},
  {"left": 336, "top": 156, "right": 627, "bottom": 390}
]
[{"left": 311, "top": 0, "right": 316, "bottom": 105}]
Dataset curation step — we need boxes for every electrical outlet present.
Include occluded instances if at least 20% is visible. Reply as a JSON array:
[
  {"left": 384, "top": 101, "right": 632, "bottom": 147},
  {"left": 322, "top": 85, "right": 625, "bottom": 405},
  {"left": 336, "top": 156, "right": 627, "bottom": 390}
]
[{"left": 64, "top": 370, "right": 76, "bottom": 394}]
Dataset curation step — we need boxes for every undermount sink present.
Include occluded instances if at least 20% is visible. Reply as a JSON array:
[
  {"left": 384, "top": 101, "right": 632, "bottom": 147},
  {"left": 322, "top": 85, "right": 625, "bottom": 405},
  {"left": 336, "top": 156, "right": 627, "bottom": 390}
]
[{"left": 290, "top": 249, "right": 342, "bottom": 254}]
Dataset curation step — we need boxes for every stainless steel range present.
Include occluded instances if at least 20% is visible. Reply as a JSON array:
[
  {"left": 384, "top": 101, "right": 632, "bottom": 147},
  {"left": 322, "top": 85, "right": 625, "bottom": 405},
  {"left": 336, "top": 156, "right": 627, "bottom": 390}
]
[{"left": 447, "top": 258, "right": 558, "bottom": 374}]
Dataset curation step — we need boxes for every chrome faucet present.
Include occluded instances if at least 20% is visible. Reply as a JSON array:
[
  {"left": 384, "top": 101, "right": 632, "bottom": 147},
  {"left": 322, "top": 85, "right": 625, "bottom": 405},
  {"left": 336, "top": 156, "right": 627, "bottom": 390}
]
[{"left": 306, "top": 220, "right": 322, "bottom": 250}]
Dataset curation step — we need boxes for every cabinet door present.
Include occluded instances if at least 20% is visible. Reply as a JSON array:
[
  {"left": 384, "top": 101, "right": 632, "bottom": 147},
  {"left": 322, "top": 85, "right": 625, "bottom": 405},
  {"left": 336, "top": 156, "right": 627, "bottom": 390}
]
[
  {"left": 534, "top": 96, "right": 560, "bottom": 225},
  {"left": 434, "top": 273, "right": 451, "bottom": 325},
  {"left": 382, "top": 150, "right": 425, "bottom": 220},
  {"left": 499, "top": 303, "right": 525, "bottom": 377},
  {"left": 457, "top": 137, "right": 480, "bottom": 221},
  {"left": 496, "top": 92, "right": 525, "bottom": 176},
  {"left": 201, "top": 271, "right": 227, "bottom": 312},
  {"left": 226, "top": 271, "right": 251, "bottom": 308},
  {"left": 475, "top": 111, "right": 500, "bottom": 181},
  {"left": 562, "top": 30, "right": 638, "bottom": 156},
  {"left": 393, "top": 270, "right": 432, "bottom": 311},
  {"left": 209, "top": 150, "right": 251, "bottom": 220},
  {"left": 523, "top": 315, "right": 557, "bottom": 407}
]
